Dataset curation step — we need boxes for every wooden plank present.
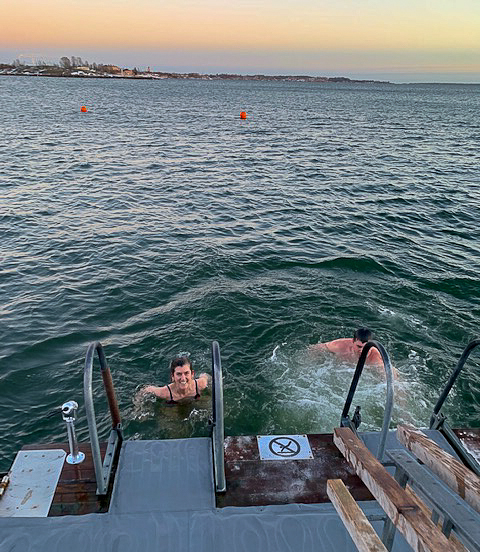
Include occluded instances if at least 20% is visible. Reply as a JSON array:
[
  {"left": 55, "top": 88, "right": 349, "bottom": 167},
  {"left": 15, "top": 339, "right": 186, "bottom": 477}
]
[
  {"left": 327, "top": 479, "right": 388, "bottom": 552},
  {"left": 333, "top": 427, "right": 464, "bottom": 552},
  {"left": 397, "top": 425, "right": 480, "bottom": 515},
  {"left": 387, "top": 449, "right": 480, "bottom": 551},
  {"left": 404, "top": 485, "right": 468, "bottom": 552}
]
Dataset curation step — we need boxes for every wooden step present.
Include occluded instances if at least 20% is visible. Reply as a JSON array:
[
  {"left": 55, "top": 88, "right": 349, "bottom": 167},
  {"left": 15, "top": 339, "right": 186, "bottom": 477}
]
[
  {"left": 327, "top": 479, "right": 388, "bottom": 552},
  {"left": 333, "top": 427, "right": 465, "bottom": 552},
  {"left": 398, "top": 424, "right": 480, "bottom": 514},
  {"left": 453, "top": 428, "right": 480, "bottom": 466}
]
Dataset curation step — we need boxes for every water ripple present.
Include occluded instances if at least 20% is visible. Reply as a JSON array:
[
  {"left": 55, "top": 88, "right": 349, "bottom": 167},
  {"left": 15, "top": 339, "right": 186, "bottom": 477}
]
[{"left": 1, "top": 78, "right": 480, "bottom": 468}]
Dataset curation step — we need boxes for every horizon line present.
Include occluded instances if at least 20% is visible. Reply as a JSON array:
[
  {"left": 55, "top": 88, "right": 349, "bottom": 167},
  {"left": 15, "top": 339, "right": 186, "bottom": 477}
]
[{"left": 1, "top": 58, "right": 479, "bottom": 85}]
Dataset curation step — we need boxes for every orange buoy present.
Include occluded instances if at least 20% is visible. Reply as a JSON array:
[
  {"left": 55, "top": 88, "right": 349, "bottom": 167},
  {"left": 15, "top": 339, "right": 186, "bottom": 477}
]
[
  {"left": 81, "top": 106, "right": 88, "bottom": 112},
  {"left": 240, "top": 111, "right": 247, "bottom": 119}
]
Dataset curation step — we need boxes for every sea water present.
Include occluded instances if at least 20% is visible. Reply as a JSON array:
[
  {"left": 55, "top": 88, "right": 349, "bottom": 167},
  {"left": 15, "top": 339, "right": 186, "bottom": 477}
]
[{"left": 1, "top": 76, "right": 479, "bottom": 470}]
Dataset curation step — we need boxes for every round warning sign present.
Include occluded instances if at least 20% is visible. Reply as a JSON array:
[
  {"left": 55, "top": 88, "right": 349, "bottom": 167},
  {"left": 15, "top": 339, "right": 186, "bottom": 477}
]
[
  {"left": 257, "top": 434, "right": 313, "bottom": 460},
  {"left": 268, "top": 437, "right": 301, "bottom": 457}
]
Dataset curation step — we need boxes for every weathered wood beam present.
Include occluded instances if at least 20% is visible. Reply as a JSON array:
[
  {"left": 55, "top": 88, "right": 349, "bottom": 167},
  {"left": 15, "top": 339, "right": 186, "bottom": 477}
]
[
  {"left": 327, "top": 479, "right": 388, "bottom": 552},
  {"left": 397, "top": 424, "right": 480, "bottom": 515},
  {"left": 404, "top": 485, "right": 468, "bottom": 552},
  {"left": 333, "top": 427, "right": 464, "bottom": 552}
]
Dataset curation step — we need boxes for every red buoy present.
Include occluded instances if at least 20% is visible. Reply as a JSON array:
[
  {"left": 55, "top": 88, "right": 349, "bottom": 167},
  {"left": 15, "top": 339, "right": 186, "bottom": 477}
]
[
  {"left": 81, "top": 106, "right": 88, "bottom": 112},
  {"left": 240, "top": 111, "right": 247, "bottom": 119}
]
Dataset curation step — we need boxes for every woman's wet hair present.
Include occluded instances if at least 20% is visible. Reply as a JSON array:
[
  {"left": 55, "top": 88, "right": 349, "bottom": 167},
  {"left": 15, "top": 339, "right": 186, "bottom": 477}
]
[
  {"left": 353, "top": 327, "right": 373, "bottom": 343},
  {"left": 169, "top": 356, "right": 193, "bottom": 379}
]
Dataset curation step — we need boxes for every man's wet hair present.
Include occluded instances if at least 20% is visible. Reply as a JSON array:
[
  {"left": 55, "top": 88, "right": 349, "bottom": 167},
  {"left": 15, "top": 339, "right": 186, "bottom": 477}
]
[
  {"left": 169, "top": 356, "right": 192, "bottom": 378},
  {"left": 353, "top": 328, "right": 373, "bottom": 343}
]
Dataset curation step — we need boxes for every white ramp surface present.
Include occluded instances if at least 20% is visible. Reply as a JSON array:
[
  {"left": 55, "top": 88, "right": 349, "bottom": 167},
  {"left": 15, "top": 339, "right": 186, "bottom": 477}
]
[{"left": 0, "top": 450, "right": 66, "bottom": 517}]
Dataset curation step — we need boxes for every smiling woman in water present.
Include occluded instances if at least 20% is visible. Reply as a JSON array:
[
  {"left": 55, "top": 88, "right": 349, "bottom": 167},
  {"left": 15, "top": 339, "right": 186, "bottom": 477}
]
[{"left": 142, "top": 356, "right": 210, "bottom": 405}]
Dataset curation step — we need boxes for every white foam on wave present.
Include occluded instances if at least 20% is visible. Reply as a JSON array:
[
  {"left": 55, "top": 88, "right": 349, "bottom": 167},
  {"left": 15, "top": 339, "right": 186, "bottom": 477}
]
[
  {"left": 373, "top": 301, "right": 429, "bottom": 333},
  {"left": 270, "top": 342, "right": 287, "bottom": 361},
  {"left": 377, "top": 305, "right": 397, "bottom": 317},
  {"left": 262, "top": 342, "right": 438, "bottom": 434}
]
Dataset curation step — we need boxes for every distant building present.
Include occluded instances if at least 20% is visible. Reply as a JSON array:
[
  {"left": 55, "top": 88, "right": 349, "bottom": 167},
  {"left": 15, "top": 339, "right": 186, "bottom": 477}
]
[{"left": 99, "top": 65, "right": 121, "bottom": 74}]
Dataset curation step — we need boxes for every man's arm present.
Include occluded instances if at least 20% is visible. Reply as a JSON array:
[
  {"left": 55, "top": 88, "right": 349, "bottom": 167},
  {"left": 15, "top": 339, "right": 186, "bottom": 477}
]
[
  {"left": 310, "top": 339, "right": 350, "bottom": 354},
  {"left": 308, "top": 342, "right": 329, "bottom": 353},
  {"left": 365, "top": 349, "right": 398, "bottom": 378},
  {"left": 366, "top": 348, "right": 383, "bottom": 365}
]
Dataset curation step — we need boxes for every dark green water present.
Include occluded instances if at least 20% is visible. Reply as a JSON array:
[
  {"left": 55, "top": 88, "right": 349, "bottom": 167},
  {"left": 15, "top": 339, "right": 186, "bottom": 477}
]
[{"left": 1, "top": 76, "right": 479, "bottom": 471}]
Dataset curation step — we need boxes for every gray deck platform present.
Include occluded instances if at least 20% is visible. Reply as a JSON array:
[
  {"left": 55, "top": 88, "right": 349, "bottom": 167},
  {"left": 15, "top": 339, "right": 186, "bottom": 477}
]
[
  {"left": 0, "top": 430, "right": 461, "bottom": 552},
  {"left": 109, "top": 438, "right": 215, "bottom": 514}
]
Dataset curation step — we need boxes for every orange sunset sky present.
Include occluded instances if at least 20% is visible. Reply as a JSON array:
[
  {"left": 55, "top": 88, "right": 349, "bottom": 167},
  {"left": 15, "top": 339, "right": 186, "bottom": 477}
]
[{"left": 2, "top": 0, "right": 480, "bottom": 82}]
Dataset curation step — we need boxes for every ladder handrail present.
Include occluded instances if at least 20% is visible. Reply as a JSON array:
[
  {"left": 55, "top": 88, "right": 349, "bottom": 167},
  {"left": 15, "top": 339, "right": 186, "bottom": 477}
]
[
  {"left": 428, "top": 338, "right": 480, "bottom": 475},
  {"left": 211, "top": 341, "right": 226, "bottom": 492},
  {"left": 340, "top": 340, "right": 394, "bottom": 461},
  {"left": 430, "top": 338, "right": 480, "bottom": 426},
  {"left": 84, "top": 341, "right": 123, "bottom": 495}
]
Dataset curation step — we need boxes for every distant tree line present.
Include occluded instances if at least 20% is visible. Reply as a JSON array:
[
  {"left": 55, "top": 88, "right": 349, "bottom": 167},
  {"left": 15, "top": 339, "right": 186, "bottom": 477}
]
[
  {"left": 2, "top": 56, "right": 389, "bottom": 83},
  {"left": 10, "top": 56, "right": 106, "bottom": 71},
  {"left": 59, "top": 56, "right": 90, "bottom": 68}
]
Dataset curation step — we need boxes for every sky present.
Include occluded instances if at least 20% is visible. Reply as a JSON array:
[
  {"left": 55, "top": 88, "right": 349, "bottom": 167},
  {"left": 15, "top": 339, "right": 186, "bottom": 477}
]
[{"left": 2, "top": 0, "right": 480, "bottom": 83}]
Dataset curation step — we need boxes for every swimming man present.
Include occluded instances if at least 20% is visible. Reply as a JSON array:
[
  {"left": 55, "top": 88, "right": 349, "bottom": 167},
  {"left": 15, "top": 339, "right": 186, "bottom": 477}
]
[{"left": 309, "top": 327, "right": 384, "bottom": 368}]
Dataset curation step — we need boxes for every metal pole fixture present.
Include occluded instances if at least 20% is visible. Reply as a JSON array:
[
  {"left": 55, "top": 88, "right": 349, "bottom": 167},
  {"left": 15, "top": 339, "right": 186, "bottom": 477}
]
[{"left": 62, "top": 400, "right": 85, "bottom": 465}]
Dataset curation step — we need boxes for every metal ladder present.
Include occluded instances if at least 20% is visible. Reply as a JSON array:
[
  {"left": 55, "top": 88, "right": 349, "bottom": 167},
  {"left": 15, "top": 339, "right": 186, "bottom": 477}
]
[
  {"left": 429, "top": 338, "right": 480, "bottom": 476},
  {"left": 340, "top": 340, "right": 395, "bottom": 461},
  {"left": 84, "top": 340, "right": 226, "bottom": 495},
  {"left": 84, "top": 342, "right": 124, "bottom": 495},
  {"left": 211, "top": 341, "right": 226, "bottom": 493}
]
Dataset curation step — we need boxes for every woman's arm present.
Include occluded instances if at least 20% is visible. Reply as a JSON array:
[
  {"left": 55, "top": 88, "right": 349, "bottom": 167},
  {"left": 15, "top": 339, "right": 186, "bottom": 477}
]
[
  {"left": 196, "top": 373, "right": 211, "bottom": 391},
  {"left": 142, "top": 385, "right": 169, "bottom": 399}
]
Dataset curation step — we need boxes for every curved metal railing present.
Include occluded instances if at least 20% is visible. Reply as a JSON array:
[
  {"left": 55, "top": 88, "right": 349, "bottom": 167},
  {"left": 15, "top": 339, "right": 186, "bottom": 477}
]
[
  {"left": 430, "top": 338, "right": 480, "bottom": 426},
  {"left": 84, "top": 342, "right": 123, "bottom": 495},
  {"left": 211, "top": 341, "right": 226, "bottom": 492},
  {"left": 340, "top": 340, "right": 394, "bottom": 462},
  {"left": 429, "top": 338, "right": 480, "bottom": 475}
]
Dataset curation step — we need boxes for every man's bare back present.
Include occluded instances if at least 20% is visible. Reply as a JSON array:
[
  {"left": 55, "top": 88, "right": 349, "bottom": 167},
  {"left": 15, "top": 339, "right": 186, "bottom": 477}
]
[
  {"left": 310, "top": 337, "right": 383, "bottom": 365},
  {"left": 309, "top": 327, "right": 389, "bottom": 376}
]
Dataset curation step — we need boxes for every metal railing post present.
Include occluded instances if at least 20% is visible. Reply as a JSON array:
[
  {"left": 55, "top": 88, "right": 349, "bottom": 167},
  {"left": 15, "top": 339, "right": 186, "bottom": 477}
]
[
  {"left": 340, "top": 340, "right": 394, "bottom": 461},
  {"left": 84, "top": 341, "right": 123, "bottom": 495},
  {"left": 62, "top": 401, "right": 85, "bottom": 465},
  {"left": 428, "top": 338, "right": 480, "bottom": 476},
  {"left": 211, "top": 341, "right": 226, "bottom": 493},
  {"left": 430, "top": 338, "right": 480, "bottom": 427}
]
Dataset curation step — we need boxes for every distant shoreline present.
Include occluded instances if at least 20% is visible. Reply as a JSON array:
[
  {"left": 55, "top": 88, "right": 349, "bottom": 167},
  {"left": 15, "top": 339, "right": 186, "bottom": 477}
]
[{"left": 0, "top": 64, "right": 391, "bottom": 84}]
